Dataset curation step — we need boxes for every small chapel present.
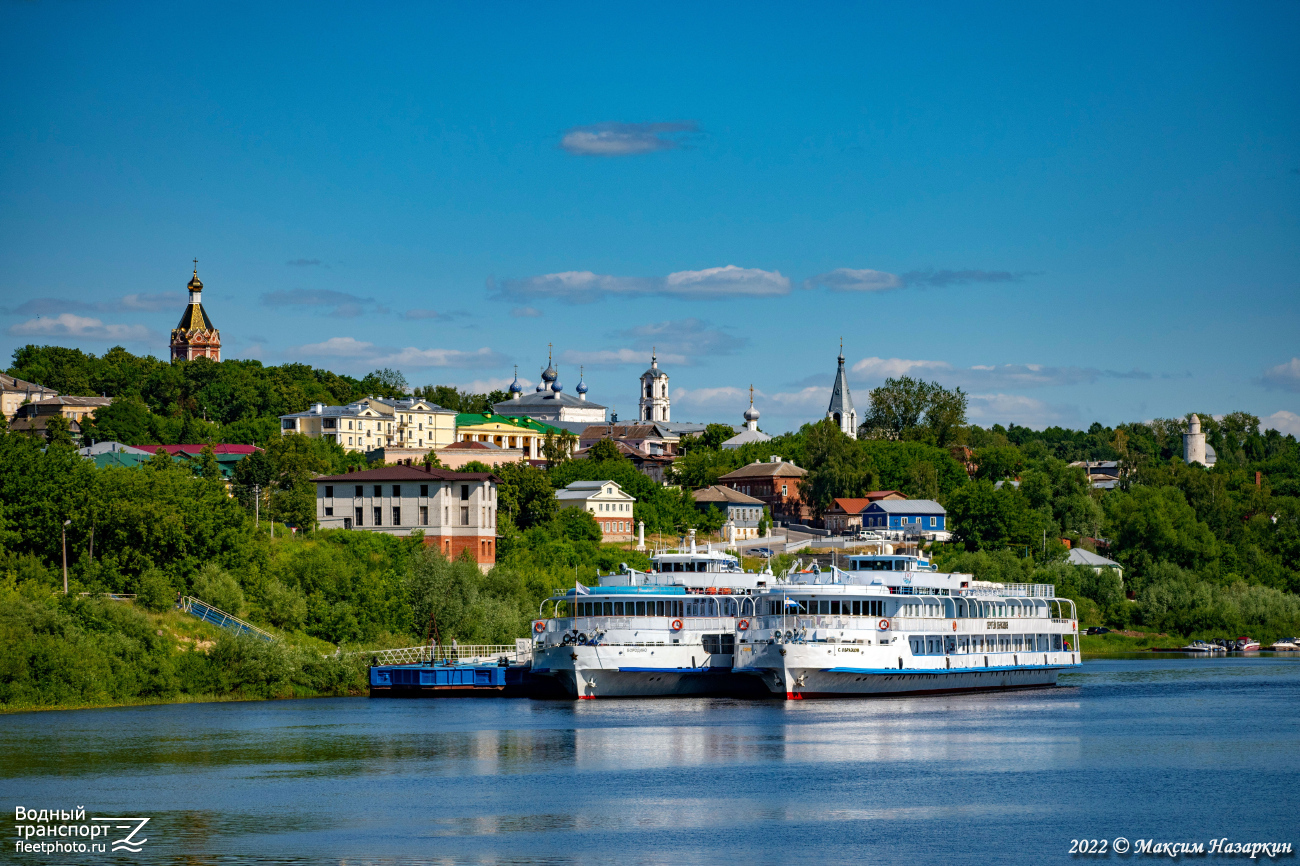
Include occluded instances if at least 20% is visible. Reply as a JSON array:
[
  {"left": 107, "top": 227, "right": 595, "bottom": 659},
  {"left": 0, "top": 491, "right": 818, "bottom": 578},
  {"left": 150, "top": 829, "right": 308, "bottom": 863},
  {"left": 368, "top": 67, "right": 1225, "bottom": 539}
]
[{"left": 170, "top": 261, "right": 221, "bottom": 362}]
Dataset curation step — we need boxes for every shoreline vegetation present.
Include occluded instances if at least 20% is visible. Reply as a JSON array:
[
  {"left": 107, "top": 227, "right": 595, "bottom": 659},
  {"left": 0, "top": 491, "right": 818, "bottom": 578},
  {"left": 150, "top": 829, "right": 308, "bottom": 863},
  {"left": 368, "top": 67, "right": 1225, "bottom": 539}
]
[{"left": 2, "top": 345, "right": 1298, "bottom": 713}]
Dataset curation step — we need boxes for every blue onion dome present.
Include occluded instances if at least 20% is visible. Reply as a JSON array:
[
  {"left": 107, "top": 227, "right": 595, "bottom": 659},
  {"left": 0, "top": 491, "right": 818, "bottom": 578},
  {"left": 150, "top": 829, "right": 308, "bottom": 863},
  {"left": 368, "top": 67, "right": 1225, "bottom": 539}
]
[
  {"left": 536, "top": 369, "right": 546, "bottom": 392},
  {"left": 541, "top": 362, "right": 557, "bottom": 383},
  {"left": 576, "top": 366, "right": 588, "bottom": 394},
  {"left": 509, "top": 367, "right": 523, "bottom": 394},
  {"left": 744, "top": 404, "right": 760, "bottom": 422},
  {"left": 551, "top": 368, "right": 563, "bottom": 392}
]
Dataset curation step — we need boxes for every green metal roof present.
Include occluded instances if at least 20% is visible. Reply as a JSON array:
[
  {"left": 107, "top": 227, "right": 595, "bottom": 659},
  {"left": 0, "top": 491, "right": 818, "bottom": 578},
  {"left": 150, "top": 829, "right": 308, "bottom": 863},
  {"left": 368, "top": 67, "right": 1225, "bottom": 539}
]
[{"left": 455, "top": 412, "right": 567, "bottom": 436}]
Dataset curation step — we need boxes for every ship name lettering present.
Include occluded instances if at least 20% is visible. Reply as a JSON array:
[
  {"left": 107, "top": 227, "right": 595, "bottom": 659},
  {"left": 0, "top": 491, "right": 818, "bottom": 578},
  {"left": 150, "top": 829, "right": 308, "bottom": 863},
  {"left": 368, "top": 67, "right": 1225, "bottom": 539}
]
[{"left": 987, "top": 621, "right": 1009, "bottom": 629}]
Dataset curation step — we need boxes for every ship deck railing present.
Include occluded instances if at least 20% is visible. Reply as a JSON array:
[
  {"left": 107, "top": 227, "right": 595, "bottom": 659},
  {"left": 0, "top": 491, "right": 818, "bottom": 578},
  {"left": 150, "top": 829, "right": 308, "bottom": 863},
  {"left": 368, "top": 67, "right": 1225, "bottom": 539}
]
[
  {"left": 755, "top": 614, "right": 1076, "bottom": 633},
  {"left": 959, "top": 583, "right": 1056, "bottom": 598},
  {"left": 362, "top": 643, "right": 533, "bottom": 666}
]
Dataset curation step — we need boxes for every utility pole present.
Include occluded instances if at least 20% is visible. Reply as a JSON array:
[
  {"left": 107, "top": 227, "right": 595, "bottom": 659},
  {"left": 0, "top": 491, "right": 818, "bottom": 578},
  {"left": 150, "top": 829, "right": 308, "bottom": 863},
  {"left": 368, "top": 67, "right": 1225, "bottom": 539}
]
[
  {"left": 62, "top": 519, "right": 71, "bottom": 595},
  {"left": 254, "top": 484, "right": 260, "bottom": 527}
]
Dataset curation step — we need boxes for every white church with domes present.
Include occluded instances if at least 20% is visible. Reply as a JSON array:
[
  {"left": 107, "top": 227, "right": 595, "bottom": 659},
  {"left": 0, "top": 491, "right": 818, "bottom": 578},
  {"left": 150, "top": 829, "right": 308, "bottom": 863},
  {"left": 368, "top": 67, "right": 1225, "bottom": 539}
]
[{"left": 494, "top": 348, "right": 607, "bottom": 426}]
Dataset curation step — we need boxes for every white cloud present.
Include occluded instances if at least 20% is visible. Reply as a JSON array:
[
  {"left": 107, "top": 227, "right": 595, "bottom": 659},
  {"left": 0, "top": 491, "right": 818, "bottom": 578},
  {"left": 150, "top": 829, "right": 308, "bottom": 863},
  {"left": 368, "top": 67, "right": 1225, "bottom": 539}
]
[
  {"left": 510, "top": 306, "right": 542, "bottom": 318},
  {"left": 852, "top": 357, "right": 952, "bottom": 380},
  {"left": 768, "top": 386, "right": 833, "bottom": 409},
  {"left": 967, "top": 393, "right": 1080, "bottom": 429},
  {"left": 1261, "top": 358, "right": 1300, "bottom": 392},
  {"left": 804, "top": 269, "right": 903, "bottom": 292},
  {"left": 1262, "top": 410, "right": 1300, "bottom": 437},
  {"left": 671, "top": 386, "right": 752, "bottom": 408},
  {"left": 664, "top": 265, "right": 790, "bottom": 298},
  {"left": 847, "top": 356, "right": 1151, "bottom": 388},
  {"left": 289, "top": 338, "right": 501, "bottom": 368},
  {"left": 805, "top": 267, "right": 1034, "bottom": 292},
  {"left": 8, "top": 314, "right": 151, "bottom": 341},
  {"left": 560, "top": 121, "right": 697, "bottom": 156},
  {"left": 375, "top": 347, "right": 504, "bottom": 368},
  {"left": 492, "top": 266, "right": 789, "bottom": 304},
  {"left": 447, "top": 377, "right": 532, "bottom": 394}
]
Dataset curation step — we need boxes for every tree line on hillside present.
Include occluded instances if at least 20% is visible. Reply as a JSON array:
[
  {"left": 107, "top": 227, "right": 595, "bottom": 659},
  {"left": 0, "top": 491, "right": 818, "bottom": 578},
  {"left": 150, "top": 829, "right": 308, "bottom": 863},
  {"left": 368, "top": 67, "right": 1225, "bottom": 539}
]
[{"left": 2, "top": 345, "right": 1299, "bottom": 681}]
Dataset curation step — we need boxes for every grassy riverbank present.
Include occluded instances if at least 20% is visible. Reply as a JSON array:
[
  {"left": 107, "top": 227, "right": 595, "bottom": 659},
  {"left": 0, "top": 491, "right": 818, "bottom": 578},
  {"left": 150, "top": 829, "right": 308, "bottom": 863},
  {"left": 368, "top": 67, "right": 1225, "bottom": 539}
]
[{"left": 0, "top": 583, "right": 369, "bottom": 714}]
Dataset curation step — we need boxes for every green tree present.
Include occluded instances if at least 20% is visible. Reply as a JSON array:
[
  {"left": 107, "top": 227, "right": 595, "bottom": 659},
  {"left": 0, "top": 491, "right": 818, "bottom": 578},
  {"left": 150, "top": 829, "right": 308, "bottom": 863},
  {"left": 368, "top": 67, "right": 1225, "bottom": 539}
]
[
  {"left": 862, "top": 377, "right": 967, "bottom": 446},
  {"left": 586, "top": 438, "right": 624, "bottom": 462},
  {"left": 44, "top": 414, "right": 75, "bottom": 448},
  {"left": 196, "top": 444, "right": 223, "bottom": 481},
  {"left": 495, "top": 461, "right": 558, "bottom": 531},
  {"left": 555, "top": 507, "right": 602, "bottom": 542}
]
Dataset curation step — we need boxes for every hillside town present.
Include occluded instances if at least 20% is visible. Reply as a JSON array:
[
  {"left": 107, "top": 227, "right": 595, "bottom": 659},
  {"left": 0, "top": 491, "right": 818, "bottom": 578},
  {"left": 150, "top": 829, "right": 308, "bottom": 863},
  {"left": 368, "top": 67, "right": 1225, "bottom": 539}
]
[{"left": 0, "top": 262, "right": 1248, "bottom": 579}]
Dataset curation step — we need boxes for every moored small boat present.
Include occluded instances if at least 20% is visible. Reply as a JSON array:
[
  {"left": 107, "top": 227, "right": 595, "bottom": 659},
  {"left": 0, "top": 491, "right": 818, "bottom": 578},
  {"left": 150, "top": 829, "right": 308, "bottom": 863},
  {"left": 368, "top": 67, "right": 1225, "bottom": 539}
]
[
  {"left": 1181, "top": 640, "right": 1220, "bottom": 653},
  {"left": 1267, "top": 638, "right": 1300, "bottom": 651},
  {"left": 1234, "top": 636, "right": 1261, "bottom": 652}
]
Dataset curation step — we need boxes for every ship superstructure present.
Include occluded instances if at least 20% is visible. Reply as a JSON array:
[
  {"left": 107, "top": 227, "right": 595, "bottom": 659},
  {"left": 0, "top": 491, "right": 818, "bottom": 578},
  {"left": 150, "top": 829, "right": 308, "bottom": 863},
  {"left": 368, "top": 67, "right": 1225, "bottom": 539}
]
[{"left": 734, "top": 554, "right": 1080, "bottom": 698}]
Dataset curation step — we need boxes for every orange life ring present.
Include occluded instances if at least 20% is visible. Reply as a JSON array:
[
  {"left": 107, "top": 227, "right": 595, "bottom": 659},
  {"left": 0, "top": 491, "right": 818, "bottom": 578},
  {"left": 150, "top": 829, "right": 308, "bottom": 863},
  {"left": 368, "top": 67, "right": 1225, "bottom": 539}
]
[
  {"left": 706, "top": 587, "right": 717, "bottom": 594},
  {"left": 737, "top": 619, "right": 750, "bottom": 631},
  {"left": 952, "top": 621, "right": 957, "bottom": 631},
  {"left": 671, "top": 619, "right": 683, "bottom": 631},
  {"left": 533, "top": 620, "right": 546, "bottom": 633},
  {"left": 878, "top": 618, "right": 891, "bottom": 630}
]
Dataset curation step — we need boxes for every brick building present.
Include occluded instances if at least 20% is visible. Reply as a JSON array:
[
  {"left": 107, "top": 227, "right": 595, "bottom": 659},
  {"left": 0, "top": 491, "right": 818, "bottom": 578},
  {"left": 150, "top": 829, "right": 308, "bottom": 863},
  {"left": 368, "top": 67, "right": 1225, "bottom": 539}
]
[
  {"left": 716, "top": 456, "right": 808, "bottom": 523},
  {"left": 312, "top": 465, "right": 500, "bottom": 567}
]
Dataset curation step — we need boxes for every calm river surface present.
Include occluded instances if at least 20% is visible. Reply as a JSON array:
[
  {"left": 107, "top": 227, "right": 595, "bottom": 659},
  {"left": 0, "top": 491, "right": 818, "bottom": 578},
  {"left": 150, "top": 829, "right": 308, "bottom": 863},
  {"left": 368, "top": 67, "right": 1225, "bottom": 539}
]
[{"left": 2, "top": 656, "right": 1297, "bottom": 865}]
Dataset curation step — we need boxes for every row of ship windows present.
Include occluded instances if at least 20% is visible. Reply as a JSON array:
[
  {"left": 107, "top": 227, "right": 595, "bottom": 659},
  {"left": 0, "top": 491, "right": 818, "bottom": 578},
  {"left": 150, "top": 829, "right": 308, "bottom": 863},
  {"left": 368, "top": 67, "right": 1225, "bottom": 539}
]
[
  {"left": 910, "top": 634, "right": 1068, "bottom": 654},
  {"left": 767, "top": 599, "right": 887, "bottom": 616}
]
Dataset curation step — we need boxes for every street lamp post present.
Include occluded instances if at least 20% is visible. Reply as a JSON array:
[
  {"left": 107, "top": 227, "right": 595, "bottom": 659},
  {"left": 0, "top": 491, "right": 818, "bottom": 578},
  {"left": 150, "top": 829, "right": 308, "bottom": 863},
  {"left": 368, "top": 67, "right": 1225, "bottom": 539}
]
[{"left": 62, "top": 519, "right": 71, "bottom": 595}]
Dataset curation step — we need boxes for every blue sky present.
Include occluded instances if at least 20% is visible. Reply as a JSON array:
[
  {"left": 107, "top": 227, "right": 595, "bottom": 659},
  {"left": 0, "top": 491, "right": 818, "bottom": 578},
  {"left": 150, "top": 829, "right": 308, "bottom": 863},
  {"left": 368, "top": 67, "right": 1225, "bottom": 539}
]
[{"left": 1, "top": 1, "right": 1297, "bottom": 435}]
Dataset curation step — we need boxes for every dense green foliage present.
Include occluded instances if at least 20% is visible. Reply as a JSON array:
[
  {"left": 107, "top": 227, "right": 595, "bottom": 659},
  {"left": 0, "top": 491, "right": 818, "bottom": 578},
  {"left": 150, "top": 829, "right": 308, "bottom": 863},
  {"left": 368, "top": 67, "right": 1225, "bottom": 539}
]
[
  {"left": 8, "top": 344, "right": 417, "bottom": 447},
  {"left": 4, "top": 344, "right": 1300, "bottom": 710}
]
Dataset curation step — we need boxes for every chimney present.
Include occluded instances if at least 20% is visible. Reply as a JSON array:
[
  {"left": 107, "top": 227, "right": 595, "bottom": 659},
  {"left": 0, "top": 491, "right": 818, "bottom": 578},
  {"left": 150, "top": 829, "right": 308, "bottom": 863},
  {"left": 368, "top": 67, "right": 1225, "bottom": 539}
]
[
  {"left": 312, "top": 402, "right": 324, "bottom": 414},
  {"left": 770, "top": 455, "right": 781, "bottom": 463}
]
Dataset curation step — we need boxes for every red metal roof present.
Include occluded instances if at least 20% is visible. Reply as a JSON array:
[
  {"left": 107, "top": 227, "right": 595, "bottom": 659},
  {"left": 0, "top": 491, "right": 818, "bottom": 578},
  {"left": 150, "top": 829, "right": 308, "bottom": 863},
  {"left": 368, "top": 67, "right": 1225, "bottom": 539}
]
[{"left": 139, "top": 444, "right": 261, "bottom": 456}]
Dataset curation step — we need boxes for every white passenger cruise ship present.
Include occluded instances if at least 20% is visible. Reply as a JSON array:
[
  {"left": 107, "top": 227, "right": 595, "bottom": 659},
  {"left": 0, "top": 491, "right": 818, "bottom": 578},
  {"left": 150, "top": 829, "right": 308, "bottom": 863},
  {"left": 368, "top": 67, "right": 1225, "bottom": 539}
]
[
  {"left": 531, "top": 538, "right": 768, "bottom": 699},
  {"left": 733, "top": 554, "right": 1081, "bottom": 698}
]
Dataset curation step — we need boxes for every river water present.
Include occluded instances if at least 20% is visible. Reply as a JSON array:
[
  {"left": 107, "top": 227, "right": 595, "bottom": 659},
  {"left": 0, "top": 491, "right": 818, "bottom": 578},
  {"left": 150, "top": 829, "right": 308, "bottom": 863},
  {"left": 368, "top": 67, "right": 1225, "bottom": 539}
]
[{"left": 2, "top": 655, "right": 1297, "bottom": 865}]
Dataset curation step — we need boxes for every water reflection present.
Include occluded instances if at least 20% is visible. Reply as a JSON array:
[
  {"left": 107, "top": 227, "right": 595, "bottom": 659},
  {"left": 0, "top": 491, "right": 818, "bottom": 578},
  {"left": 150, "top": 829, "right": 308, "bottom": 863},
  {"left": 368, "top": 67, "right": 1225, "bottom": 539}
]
[{"left": 0, "top": 657, "right": 1295, "bottom": 865}]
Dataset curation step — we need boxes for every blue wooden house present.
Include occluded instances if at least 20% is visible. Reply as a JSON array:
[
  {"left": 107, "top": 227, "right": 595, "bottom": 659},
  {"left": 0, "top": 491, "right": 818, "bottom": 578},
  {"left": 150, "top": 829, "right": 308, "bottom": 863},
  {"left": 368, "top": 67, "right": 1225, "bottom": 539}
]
[{"left": 861, "top": 499, "right": 947, "bottom": 532}]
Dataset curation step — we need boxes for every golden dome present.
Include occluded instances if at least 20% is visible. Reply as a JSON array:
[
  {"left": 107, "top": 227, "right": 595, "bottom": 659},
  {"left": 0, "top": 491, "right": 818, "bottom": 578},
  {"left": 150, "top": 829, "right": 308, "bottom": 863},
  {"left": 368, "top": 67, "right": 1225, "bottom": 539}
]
[{"left": 188, "top": 259, "right": 203, "bottom": 291}]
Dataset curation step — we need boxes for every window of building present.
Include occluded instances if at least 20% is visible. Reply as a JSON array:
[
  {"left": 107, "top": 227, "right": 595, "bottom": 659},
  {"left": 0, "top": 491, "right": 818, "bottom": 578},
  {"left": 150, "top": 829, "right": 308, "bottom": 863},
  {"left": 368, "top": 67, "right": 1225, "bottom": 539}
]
[
  {"left": 392, "top": 485, "right": 401, "bottom": 497},
  {"left": 420, "top": 506, "right": 428, "bottom": 525},
  {"left": 392, "top": 506, "right": 401, "bottom": 525},
  {"left": 323, "top": 419, "right": 336, "bottom": 429},
  {"left": 373, "top": 507, "right": 382, "bottom": 526},
  {"left": 348, "top": 421, "right": 353, "bottom": 430},
  {"left": 282, "top": 419, "right": 296, "bottom": 429},
  {"left": 324, "top": 507, "right": 333, "bottom": 516},
  {"left": 354, "top": 506, "right": 363, "bottom": 526},
  {"left": 325, "top": 486, "right": 333, "bottom": 498},
  {"left": 354, "top": 485, "right": 363, "bottom": 497},
  {"left": 373, "top": 485, "right": 382, "bottom": 497},
  {"left": 420, "top": 484, "right": 429, "bottom": 497},
  {"left": 461, "top": 506, "right": 469, "bottom": 525},
  {"left": 461, "top": 484, "right": 470, "bottom": 501}
]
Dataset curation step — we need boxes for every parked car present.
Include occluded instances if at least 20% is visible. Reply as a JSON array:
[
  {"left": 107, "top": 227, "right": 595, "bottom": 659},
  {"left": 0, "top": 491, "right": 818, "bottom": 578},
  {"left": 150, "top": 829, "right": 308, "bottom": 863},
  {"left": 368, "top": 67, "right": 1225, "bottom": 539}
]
[
  {"left": 750, "top": 547, "right": 775, "bottom": 558},
  {"left": 1086, "top": 627, "right": 1111, "bottom": 635}
]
